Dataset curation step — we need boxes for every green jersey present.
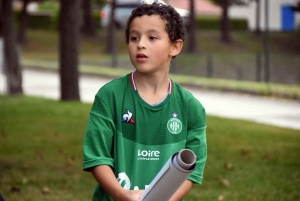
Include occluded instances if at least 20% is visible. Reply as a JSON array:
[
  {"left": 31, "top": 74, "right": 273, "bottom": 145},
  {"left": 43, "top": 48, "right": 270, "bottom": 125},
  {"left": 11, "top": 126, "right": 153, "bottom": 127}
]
[{"left": 83, "top": 72, "right": 207, "bottom": 201}]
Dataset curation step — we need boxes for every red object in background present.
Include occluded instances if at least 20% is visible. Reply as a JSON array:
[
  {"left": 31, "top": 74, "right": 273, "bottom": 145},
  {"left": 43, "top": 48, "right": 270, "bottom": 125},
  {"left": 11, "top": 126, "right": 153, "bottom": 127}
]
[{"left": 100, "top": 11, "right": 107, "bottom": 19}]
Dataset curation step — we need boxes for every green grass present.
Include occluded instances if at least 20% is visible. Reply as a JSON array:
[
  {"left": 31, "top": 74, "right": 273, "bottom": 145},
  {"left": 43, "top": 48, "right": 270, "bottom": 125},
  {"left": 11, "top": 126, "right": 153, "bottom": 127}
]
[{"left": 0, "top": 96, "right": 300, "bottom": 200}]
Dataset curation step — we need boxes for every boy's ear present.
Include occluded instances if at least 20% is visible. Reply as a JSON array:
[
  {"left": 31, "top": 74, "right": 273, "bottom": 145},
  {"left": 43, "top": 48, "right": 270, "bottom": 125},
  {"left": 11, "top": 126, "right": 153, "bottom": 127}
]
[{"left": 170, "top": 39, "right": 183, "bottom": 57}]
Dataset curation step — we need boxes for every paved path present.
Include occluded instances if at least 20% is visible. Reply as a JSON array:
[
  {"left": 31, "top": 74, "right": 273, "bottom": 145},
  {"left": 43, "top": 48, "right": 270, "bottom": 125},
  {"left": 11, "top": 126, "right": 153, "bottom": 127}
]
[{"left": 1, "top": 69, "right": 300, "bottom": 131}]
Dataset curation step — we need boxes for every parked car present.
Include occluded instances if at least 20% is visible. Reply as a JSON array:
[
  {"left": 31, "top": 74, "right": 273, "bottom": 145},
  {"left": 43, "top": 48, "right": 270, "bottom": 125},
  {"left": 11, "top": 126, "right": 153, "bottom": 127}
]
[{"left": 100, "top": 1, "right": 190, "bottom": 29}]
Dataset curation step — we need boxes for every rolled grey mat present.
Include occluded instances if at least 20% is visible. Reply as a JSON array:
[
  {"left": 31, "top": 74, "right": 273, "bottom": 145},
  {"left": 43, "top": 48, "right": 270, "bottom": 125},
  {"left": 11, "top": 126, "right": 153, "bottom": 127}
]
[{"left": 140, "top": 149, "right": 196, "bottom": 201}]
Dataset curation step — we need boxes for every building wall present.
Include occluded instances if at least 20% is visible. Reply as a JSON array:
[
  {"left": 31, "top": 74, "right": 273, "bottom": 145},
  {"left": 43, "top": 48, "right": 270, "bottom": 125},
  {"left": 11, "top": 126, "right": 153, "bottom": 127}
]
[{"left": 229, "top": 0, "right": 300, "bottom": 31}]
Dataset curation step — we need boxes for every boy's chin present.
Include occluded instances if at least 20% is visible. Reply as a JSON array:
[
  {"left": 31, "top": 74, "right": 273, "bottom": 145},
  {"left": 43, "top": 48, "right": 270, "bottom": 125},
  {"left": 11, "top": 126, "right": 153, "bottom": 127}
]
[{"left": 134, "top": 67, "right": 164, "bottom": 75}]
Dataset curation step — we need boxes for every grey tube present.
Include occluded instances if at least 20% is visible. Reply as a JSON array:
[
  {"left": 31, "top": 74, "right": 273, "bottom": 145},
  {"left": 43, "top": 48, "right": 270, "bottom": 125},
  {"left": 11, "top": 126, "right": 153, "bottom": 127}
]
[
  {"left": 173, "top": 149, "right": 196, "bottom": 171},
  {"left": 140, "top": 149, "right": 196, "bottom": 201}
]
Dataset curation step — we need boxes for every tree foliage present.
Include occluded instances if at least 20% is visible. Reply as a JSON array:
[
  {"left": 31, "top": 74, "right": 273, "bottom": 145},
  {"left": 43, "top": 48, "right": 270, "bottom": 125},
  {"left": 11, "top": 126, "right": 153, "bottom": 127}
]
[
  {"left": 15, "top": 0, "right": 43, "bottom": 44},
  {"left": 210, "top": 0, "right": 249, "bottom": 6},
  {"left": 92, "top": 0, "right": 106, "bottom": 7},
  {"left": 210, "top": 0, "right": 250, "bottom": 43}
]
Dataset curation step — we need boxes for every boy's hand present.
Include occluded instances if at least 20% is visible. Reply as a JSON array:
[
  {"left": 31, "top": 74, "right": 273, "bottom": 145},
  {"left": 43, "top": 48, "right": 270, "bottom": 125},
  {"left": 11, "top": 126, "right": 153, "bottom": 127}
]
[
  {"left": 116, "top": 190, "right": 144, "bottom": 201},
  {"left": 129, "top": 190, "right": 144, "bottom": 200}
]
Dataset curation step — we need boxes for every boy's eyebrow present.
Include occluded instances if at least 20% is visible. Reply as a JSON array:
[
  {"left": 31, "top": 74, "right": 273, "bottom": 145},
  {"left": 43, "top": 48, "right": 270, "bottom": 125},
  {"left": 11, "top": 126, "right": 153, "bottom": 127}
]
[
  {"left": 129, "top": 30, "right": 139, "bottom": 34},
  {"left": 130, "top": 29, "right": 161, "bottom": 34},
  {"left": 147, "top": 29, "right": 161, "bottom": 34}
]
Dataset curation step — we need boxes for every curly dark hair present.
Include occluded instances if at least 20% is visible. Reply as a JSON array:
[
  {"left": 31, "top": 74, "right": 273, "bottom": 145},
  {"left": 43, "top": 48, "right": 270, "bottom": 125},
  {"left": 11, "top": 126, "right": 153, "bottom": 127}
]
[{"left": 125, "top": 2, "right": 186, "bottom": 44}]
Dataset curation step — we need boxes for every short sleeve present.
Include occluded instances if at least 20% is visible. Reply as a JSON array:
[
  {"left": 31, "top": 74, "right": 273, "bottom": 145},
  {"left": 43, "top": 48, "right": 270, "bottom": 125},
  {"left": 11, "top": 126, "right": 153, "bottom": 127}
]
[
  {"left": 83, "top": 88, "right": 116, "bottom": 171},
  {"left": 185, "top": 97, "right": 207, "bottom": 184}
]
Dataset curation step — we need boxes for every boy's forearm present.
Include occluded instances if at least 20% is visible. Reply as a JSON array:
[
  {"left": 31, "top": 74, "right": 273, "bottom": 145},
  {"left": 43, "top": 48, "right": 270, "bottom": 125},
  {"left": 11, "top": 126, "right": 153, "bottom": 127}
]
[
  {"left": 169, "top": 180, "right": 194, "bottom": 201},
  {"left": 91, "top": 166, "right": 193, "bottom": 201},
  {"left": 91, "top": 165, "right": 126, "bottom": 200}
]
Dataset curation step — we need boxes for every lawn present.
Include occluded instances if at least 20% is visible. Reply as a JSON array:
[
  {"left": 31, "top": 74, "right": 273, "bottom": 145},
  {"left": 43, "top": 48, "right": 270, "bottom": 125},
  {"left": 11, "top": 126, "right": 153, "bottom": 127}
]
[{"left": 0, "top": 95, "right": 299, "bottom": 201}]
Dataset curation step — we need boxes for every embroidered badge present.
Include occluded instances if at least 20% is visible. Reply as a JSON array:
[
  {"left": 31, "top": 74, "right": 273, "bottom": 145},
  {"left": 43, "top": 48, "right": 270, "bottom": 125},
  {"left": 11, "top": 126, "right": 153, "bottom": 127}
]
[
  {"left": 167, "top": 112, "right": 182, "bottom": 134},
  {"left": 121, "top": 109, "right": 136, "bottom": 124}
]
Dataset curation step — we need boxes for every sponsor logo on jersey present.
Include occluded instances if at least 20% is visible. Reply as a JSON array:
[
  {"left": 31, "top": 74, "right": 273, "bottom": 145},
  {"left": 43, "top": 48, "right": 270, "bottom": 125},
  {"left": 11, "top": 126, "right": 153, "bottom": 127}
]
[
  {"left": 117, "top": 172, "right": 149, "bottom": 190},
  {"left": 137, "top": 149, "right": 160, "bottom": 161},
  {"left": 121, "top": 109, "right": 136, "bottom": 124},
  {"left": 117, "top": 172, "right": 131, "bottom": 190},
  {"left": 167, "top": 112, "right": 182, "bottom": 134}
]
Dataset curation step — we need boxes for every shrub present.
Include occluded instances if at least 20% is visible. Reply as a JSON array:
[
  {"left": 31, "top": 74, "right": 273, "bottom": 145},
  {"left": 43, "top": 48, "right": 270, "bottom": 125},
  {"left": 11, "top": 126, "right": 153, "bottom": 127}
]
[
  {"left": 196, "top": 17, "right": 248, "bottom": 31},
  {"left": 92, "top": 11, "right": 102, "bottom": 30}
]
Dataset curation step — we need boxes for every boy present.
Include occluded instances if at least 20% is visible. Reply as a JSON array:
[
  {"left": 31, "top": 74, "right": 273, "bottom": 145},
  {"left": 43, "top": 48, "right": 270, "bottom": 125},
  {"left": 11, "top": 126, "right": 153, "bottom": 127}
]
[{"left": 83, "top": 1, "right": 207, "bottom": 201}]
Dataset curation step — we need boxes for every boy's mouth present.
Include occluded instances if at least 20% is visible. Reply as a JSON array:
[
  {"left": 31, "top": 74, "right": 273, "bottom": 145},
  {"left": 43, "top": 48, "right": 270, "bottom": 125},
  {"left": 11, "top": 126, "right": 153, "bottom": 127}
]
[{"left": 136, "top": 53, "right": 148, "bottom": 58}]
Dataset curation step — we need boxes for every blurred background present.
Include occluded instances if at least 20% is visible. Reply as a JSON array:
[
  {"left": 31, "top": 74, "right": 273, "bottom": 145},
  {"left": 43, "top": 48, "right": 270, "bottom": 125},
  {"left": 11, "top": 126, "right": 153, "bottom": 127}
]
[
  {"left": 1, "top": 0, "right": 300, "bottom": 99},
  {"left": 0, "top": 0, "right": 300, "bottom": 201}
]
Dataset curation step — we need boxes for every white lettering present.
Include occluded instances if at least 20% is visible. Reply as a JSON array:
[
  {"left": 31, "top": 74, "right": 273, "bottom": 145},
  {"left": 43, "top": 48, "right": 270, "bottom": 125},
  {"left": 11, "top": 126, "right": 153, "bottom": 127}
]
[
  {"left": 119, "top": 172, "right": 150, "bottom": 191},
  {"left": 117, "top": 172, "right": 130, "bottom": 190},
  {"left": 138, "top": 150, "right": 160, "bottom": 157},
  {"left": 133, "top": 185, "right": 150, "bottom": 190}
]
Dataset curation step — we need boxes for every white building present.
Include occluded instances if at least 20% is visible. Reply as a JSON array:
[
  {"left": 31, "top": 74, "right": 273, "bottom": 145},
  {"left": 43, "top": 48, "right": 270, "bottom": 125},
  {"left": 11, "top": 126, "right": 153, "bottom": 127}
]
[{"left": 230, "top": 0, "right": 300, "bottom": 31}]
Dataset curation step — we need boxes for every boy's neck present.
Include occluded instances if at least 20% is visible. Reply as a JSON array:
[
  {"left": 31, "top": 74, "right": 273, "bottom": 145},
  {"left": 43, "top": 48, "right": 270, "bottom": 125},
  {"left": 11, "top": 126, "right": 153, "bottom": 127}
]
[{"left": 133, "top": 71, "right": 170, "bottom": 105}]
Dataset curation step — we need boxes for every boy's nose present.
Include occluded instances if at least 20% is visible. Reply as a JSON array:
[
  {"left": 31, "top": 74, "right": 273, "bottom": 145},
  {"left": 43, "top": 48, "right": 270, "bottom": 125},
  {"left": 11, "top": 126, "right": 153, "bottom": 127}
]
[{"left": 137, "top": 38, "right": 146, "bottom": 49}]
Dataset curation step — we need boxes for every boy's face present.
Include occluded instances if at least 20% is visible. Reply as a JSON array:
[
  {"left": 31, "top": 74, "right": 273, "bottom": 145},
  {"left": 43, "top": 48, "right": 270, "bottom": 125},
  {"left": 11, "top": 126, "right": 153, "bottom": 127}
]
[{"left": 128, "top": 15, "right": 182, "bottom": 74}]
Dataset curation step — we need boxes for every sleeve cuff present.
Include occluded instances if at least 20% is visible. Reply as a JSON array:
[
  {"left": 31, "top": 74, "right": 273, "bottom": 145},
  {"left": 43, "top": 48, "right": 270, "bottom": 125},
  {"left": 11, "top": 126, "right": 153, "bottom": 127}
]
[
  {"left": 83, "top": 158, "right": 114, "bottom": 172},
  {"left": 188, "top": 174, "right": 203, "bottom": 184}
]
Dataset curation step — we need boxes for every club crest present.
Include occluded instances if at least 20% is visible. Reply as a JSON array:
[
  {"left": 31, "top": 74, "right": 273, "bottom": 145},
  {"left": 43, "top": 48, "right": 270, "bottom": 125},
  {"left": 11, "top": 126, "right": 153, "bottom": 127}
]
[{"left": 167, "top": 112, "right": 182, "bottom": 134}]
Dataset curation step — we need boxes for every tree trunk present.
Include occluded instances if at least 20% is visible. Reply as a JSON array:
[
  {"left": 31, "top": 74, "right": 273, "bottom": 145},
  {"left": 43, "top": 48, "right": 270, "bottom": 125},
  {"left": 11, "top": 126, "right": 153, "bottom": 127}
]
[
  {"left": 0, "top": 0, "right": 2, "bottom": 36},
  {"left": 81, "top": 0, "right": 97, "bottom": 37},
  {"left": 17, "top": 0, "right": 30, "bottom": 45},
  {"left": 105, "top": 0, "right": 116, "bottom": 55},
  {"left": 220, "top": 0, "right": 232, "bottom": 43},
  {"left": 1, "top": 0, "right": 23, "bottom": 95},
  {"left": 59, "top": 0, "right": 80, "bottom": 101},
  {"left": 254, "top": 0, "right": 261, "bottom": 35},
  {"left": 187, "top": 0, "right": 198, "bottom": 53}
]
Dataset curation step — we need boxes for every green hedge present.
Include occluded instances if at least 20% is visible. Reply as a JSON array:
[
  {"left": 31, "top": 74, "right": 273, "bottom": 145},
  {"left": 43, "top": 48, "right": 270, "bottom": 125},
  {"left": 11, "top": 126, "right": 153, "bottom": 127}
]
[
  {"left": 14, "top": 11, "right": 248, "bottom": 31},
  {"left": 93, "top": 11, "right": 101, "bottom": 30},
  {"left": 14, "top": 11, "right": 54, "bottom": 30},
  {"left": 29, "top": 13, "right": 53, "bottom": 29},
  {"left": 196, "top": 17, "right": 248, "bottom": 30},
  {"left": 14, "top": 10, "right": 100, "bottom": 30}
]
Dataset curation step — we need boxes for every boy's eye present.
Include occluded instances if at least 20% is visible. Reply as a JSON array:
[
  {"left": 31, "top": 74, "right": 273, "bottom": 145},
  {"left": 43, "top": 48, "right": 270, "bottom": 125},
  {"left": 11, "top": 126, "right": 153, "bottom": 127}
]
[
  {"left": 149, "top": 36, "right": 157, "bottom": 41},
  {"left": 130, "top": 36, "right": 139, "bottom": 41}
]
